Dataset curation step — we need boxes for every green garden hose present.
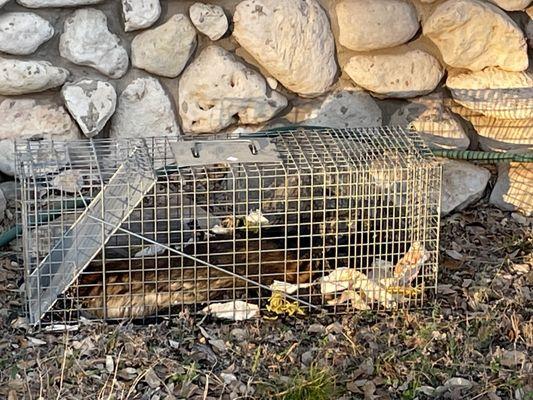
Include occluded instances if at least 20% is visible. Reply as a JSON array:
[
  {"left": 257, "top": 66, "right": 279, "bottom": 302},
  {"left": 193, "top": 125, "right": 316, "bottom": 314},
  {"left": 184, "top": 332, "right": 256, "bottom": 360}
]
[{"left": 431, "top": 149, "right": 533, "bottom": 163}]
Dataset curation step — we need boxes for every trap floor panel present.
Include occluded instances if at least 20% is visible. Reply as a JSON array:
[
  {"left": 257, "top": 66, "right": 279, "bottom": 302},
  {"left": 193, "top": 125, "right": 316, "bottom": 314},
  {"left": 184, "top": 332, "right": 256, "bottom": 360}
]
[{"left": 15, "top": 127, "right": 441, "bottom": 324}]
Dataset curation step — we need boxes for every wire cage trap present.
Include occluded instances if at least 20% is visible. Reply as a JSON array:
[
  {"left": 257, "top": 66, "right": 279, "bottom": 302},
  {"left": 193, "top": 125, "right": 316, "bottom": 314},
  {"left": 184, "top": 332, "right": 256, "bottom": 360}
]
[{"left": 15, "top": 126, "right": 442, "bottom": 325}]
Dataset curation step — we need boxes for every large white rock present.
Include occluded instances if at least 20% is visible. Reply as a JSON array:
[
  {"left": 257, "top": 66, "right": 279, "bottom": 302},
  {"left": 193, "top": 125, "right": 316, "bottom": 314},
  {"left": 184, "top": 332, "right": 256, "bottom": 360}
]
[
  {"left": 131, "top": 14, "right": 196, "bottom": 78},
  {"left": 62, "top": 79, "right": 117, "bottom": 138},
  {"left": 390, "top": 96, "right": 470, "bottom": 150},
  {"left": 0, "top": 0, "right": 10, "bottom": 8},
  {"left": 336, "top": 0, "right": 419, "bottom": 51},
  {"left": 0, "top": 99, "right": 81, "bottom": 176},
  {"left": 488, "top": 0, "right": 532, "bottom": 10},
  {"left": 464, "top": 115, "right": 532, "bottom": 151},
  {"left": 441, "top": 159, "right": 490, "bottom": 216},
  {"left": 110, "top": 77, "right": 179, "bottom": 139},
  {"left": 344, "top": 50, "right": 444, "bottom": 98},
  {"left": 17, "top": 0, "right": 104, "bottom": 6},
  {"left": 179, "top": 45, "right": 288, "bottom": 133},
  {"left": 446, "top": 68, "right": 533, "bottom": 119},
  {"left": 291, "top": 90, "right": 382, "bottom": 128},
  {"left": 233, "top": 0, "right": 337, "bottom": 97},
  {"left": 490, "top": 159, "right": 532, "bottom": 216},
  {"left": 122, "top": 0, "right": 161, "bottom": 32},
  {"left": 59, "top": 8, "right": 129, "bottom": 79},
  {"left": 423, "top": 0, "right": 528, "bottom": 72},
  {"left": 189, "top": 2, "right": 228, "bottom": 41},
  {"left": 0, "top": 13, "right": 54, "bottom": 55},
  {"left": 0, "top": 58, "right": 68, "bottom": 95}
]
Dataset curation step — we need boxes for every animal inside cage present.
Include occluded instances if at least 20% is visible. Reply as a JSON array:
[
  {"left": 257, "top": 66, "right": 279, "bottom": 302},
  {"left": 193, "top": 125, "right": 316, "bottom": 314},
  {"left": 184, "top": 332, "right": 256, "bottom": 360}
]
[{"left": 15, "top": 126, "right": 442, "bottom": 325}]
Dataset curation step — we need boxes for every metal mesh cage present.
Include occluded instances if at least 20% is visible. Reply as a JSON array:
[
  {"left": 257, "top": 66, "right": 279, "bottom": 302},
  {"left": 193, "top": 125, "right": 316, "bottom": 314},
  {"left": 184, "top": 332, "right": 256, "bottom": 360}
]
[{"left": 15, "top": 126, "right": 442, "bottom": 325}]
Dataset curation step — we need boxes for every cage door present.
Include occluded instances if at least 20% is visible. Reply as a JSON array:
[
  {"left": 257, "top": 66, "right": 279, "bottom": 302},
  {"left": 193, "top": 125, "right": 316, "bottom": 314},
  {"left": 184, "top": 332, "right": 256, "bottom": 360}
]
[{"left": 27, "top": 145, "right": 157, "bottom": 325}]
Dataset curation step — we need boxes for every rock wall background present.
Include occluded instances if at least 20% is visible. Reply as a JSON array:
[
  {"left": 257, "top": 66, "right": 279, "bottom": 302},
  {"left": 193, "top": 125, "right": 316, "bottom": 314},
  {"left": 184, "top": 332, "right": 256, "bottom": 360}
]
[{"left": 0, "top": 0, "right": 531, "bottom": 216}]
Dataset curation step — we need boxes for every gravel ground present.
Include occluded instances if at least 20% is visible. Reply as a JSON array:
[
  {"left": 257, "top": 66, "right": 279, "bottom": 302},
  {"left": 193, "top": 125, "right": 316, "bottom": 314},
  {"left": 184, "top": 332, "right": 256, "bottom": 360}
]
[{"left": 0, "top": 200, "right": 531, "bottom": 400}]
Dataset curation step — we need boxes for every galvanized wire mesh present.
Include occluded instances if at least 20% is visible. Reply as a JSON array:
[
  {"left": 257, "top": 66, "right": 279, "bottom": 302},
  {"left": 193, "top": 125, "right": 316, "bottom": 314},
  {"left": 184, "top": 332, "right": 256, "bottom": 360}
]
[{"left": 15, "top": 126, "right": 441, "bottom": 325}]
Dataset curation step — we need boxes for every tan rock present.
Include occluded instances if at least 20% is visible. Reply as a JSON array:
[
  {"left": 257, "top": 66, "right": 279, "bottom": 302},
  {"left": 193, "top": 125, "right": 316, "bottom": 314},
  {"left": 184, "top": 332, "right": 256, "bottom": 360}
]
[
  {"left": 0, "top": 99, "right": 81, "bottom": 175},
  {"left": 233, "top": 0, "right": 337, "bottom": 97},
  {"left": 465, "top": 115, "right": 532, "bottom": 151},
  {"left": 490, "top": 159, "right": 532, "bottom": 216},
  {"left": 446, "top": 68, "right": 533, "bottom": 119},
  {"left": 441, "top": 159, "right": 490, "bottom": 215},
  {"left": 488, "top": 0, "right": 532, "bottom": 10},
  {"left": 344, "top": 50, "right": 444, "bottom": 98},
  {"left": 336, "top": 0, "right": 419, "bottom": 51},
  {"left": 0, "top": 12, "right": 54, "bottom": 55},
  {"left": 289, "top": 89, "right": 382, "bottom": 128},
  {"left": 60, "top": 8, "right": 129, "bottom": 79},
  {"left": 178, "top": 46, "right": 287, "bottom": 133},
  {"left": 131, "top": 14, "right": 196, "bottom": 78},
  {"left": 424, "top": 0, "right": 528, "bottom": 71},
  {"left": 189, "top": 2, "right": 228, "bottom": 41},
  {"left": 62, "top": 79, "right": 117, "bottom": 138},
  {"left": 0, "top": 58, "right": 68, "bottom": 95},
  {"left": 122, "top": 0, "right": 161, "bottom": 32},
  {"left": 390, "top": 95, "right": 470, "bottom": 150},
  {"left": 110, "top": 77, "right": 179, "bottom": 139}
]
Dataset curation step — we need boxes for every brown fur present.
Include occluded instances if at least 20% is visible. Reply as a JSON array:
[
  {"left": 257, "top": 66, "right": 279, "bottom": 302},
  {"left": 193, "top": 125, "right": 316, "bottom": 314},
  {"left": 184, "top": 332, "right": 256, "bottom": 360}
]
[{"left": 79, "top": 240, "right": 313, "bottom": 319}]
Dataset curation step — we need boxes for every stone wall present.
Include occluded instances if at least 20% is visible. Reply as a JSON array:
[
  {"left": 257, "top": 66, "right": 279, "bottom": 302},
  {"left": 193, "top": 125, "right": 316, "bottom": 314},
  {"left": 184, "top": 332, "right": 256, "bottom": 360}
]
[{"left": 0, "top": 0, "right": 531, "bottom": 215}]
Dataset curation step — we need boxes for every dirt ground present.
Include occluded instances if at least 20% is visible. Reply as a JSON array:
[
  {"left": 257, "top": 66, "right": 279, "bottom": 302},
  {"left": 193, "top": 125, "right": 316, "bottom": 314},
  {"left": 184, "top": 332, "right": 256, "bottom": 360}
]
[{"left": 0, "top": 198, "right": 531, "bottom": 400}]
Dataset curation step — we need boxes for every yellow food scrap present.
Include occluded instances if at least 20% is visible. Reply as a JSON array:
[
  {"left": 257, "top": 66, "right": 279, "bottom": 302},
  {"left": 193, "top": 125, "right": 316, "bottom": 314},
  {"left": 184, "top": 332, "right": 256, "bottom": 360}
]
[{"left": 266, "top": 291, "right": 305, "bottom": 317}]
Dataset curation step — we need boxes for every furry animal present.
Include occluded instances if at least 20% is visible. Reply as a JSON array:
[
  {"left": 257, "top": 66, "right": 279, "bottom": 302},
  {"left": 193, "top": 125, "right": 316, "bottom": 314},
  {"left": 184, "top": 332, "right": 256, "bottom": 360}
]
[{"left": 78, "top": 240, "right": 314, "bottom": 319}]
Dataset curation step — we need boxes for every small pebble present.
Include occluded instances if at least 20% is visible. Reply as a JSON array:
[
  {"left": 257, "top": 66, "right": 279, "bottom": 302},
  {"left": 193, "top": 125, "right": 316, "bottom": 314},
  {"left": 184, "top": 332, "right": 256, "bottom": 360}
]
[
  {"left": 511, "top": 212, "right": 527, "bottom": 225},
  {"left": 308, "top": 323, "right": 326, "bottom": 335},
  {"left": 230, "top": 328, "right": 247, "bottom": 341}
]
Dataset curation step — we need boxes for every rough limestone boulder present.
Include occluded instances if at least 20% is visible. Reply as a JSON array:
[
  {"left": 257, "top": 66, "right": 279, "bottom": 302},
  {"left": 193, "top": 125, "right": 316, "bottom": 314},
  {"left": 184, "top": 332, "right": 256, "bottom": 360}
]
[
  {"left": 463, "top": 115, "right": 532, "bottom": 151},
  {"left": 336, "top": 0, "right": 419, "bottom": 51},
  {"left": 62, "top": 79, "right": 117, "bottom": 138},
  {"left": 110, "top": 77, "right": 179, "bottom": 139},
  {"left": 441, "top": 159, "right": 490, "bottom": 216},
  {"left": 60, "top": 8, "right": 129, "bottom": 79},
  {"left": 290, "top": 90, "right": 382, "bottom": 128},
  {"left": 17, "top": 0, "right": 103, "bottom": 6},
  {"left": 488, "top": 0, "right": 532, "bottom": 10},
  {"left": 122, "top": 0, "right": 161, "bottom": 32},
  {"left": 0, "top": 13, "right": 54, "bottom": 55},
  {"left": 0, "top": 59, "right": 68, "bottom": 95},
  {"left": 446, "top": 68, "right": 533, "bottom": 119},
  {"left": 0, "top": 99, "right": 81, "bottom": 176},
  {"left": 344, "top": 50, "right": 444, "bottom": 98},
  {"left": 390, "top": 95, "right": 470, "bottom": 150},
  {"left": 179, "top": 46, "right": 287, "bottom": 134},
  {"left": 189, "top": 2, "right": 228, "bottom": 41},
  {"left": 131, "top": 14, "right": 196, "bottom": 78},
  {"left": 423, "top": 0, "right": 528, "bottom": 71},
  {"left": 233, "top": 0, "right": 337, "bottom": 97},
  {"left": 490, "top": 159, "right": 532, "bottom": 216}
]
